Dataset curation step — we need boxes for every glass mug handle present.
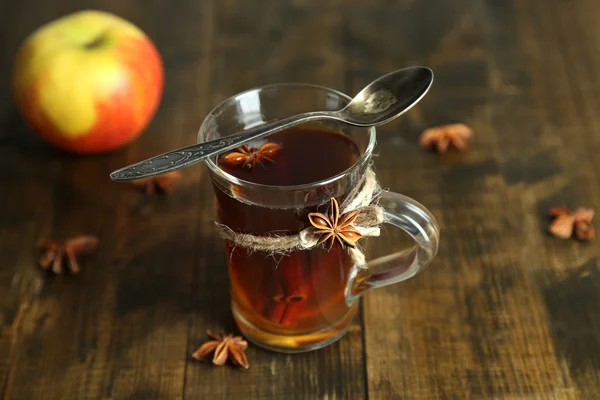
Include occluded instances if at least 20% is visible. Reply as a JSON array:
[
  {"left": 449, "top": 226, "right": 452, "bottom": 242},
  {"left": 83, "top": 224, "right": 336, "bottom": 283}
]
[{"left": 346, "top": 191, "right": 440, "bottom": 304}]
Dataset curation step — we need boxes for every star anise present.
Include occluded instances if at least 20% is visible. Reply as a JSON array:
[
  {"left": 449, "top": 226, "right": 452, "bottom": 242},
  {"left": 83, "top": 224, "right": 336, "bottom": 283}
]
[
  {"left": 130, "top": 171, "right": 182, "bottom": 195},
  {"left": 548, "top": 207, "right": 595, "bottom": 241},
  {"left": 419, "top": 123, "right": 474, "bottom": 152},
  {"left": 219, "top": 142, "right": 282, "bottom": 170},
  {"left": 38, "top": 235, "right": 99, "bottom": 274},
  {"left": 192, "top": 330, "right": 249, "bottom": 369},
  {"left": 308, "top": 197, "right": 362, "bottom": 251}
]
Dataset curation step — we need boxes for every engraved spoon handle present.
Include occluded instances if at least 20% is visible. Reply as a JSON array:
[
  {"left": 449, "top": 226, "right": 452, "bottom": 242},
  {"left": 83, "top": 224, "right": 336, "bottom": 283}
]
[{"left": 110, "top": 110, "right": 339, "bottom": 181}]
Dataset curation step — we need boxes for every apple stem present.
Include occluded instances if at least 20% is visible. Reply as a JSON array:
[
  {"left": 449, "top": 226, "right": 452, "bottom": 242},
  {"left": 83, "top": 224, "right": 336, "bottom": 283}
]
[{"left": 85, "top": 35, "right": 105, "bottom": 50}]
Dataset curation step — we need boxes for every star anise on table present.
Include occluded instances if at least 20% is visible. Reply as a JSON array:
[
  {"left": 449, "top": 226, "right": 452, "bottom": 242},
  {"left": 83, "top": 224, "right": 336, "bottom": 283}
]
[
  {"left": 548, "top": 207, "right": 595, "bottom": 241},
  {"left": 308, "top": 197, "right": 362, "bottom": 251},
  {"left": 38, "top": 235, "right": 99, "bottom": 274},
  {"left": 130, "top": 171, "right": 182, "bottom": 195},
  {"left": 419, "top": 123, "right": 474, "bottom": 153},
  {"left": 192, "top": 330, "right": 249, "bottom": 369},
  {"left": 219, "top": 142, "right": 282, "bottom": 170}
]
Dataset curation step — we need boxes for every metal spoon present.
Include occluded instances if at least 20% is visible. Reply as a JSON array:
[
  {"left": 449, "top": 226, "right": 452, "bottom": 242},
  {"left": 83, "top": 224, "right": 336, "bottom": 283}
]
[{"left": 109, "top": 66, "right": 433, "bottom": 181}]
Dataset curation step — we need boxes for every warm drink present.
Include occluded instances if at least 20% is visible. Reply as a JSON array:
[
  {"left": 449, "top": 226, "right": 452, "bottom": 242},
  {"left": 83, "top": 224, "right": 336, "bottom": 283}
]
[
  {"left": 202, "top": 84, "right": 439, "bottom": 353},
  {"left": 214, "top": 125, "right": 361, "bottom": 349}
]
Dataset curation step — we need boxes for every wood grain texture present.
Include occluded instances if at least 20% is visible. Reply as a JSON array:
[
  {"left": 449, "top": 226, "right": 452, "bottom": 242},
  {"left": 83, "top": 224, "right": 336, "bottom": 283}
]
[
  {"left": 1, "top": 0, "right": 600, "bottom": 399},
  {"left": 348, "top": 0, "right": 599, "bottom": 398},
  {"left": 182, "top": 1, "right": 366, "bottom": 399},
  {"left": 1, "top": 0, "right": 206, "bottom": 398}
]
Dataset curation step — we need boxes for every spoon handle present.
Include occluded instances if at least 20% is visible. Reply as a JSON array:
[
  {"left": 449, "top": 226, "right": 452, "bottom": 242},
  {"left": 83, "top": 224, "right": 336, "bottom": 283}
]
[{"left": 109, "top": 110, "right": 337, "bottom": 181}]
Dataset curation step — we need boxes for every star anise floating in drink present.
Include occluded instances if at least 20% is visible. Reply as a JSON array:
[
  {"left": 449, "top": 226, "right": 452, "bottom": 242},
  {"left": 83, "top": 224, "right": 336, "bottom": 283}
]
[
  {"left": 192, "top": 330, "right": 249, "bottom": 369},
  {"left": 220, "top": 142, "right": 282, "bottom": 170},
  {"left": 308, "top": 197, "right": 362, "bottom": 251},
  {"left": 419, "top": 123, "right": 474, "bottom": 153},
  {"left": 130, "top": 171, "right": 182, "bottom": 195},
  {"left": 38, "top": 235, "right": 99, "bottom": 274},
  {"left": 548, "top": 207, "right": 595, "bottom": 241}
]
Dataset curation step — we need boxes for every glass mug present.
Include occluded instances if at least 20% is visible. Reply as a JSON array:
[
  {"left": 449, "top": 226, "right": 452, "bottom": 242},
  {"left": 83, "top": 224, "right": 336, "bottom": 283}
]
[{"left": 199, "top": 84, "right": 439, "bottom": 353}]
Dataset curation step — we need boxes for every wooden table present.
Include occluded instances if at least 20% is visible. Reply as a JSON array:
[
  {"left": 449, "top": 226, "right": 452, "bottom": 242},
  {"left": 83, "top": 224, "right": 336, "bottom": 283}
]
[{"left": 2, "top": 0, "right": 600, "bottom": 398}]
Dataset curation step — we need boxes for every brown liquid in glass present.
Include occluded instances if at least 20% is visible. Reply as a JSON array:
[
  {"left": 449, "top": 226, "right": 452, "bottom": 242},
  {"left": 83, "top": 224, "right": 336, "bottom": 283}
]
[{"left": 214, "top": 126, "right": 360, "bottom": 346}]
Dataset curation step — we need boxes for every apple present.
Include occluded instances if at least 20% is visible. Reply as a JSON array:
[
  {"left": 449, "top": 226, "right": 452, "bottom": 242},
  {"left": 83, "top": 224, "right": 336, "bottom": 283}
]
[{"left": 12, "top": 10, "right": 164, "bottom": 154}]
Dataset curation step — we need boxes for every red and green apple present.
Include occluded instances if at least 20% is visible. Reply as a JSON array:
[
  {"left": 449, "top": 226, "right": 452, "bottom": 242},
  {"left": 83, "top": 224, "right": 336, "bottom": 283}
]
[{"left": 12, "top": 10, "right": 164, "bottom": 154}]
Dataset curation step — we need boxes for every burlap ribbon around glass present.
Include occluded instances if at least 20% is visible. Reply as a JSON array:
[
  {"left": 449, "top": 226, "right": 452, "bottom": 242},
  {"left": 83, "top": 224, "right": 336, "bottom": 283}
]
[{"left": 215, "top": 167, "right": 385, "bottom": 268}]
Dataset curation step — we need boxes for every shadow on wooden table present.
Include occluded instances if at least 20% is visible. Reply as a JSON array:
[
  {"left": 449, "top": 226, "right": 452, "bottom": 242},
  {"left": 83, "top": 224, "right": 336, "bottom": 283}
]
[{"left": 542, "top": 257, "right": 600, "bottom": 393}]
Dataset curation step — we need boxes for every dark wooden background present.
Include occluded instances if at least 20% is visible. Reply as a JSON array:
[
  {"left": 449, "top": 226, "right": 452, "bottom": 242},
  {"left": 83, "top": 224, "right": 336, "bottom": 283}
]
[{"left": 1, "top": 0, "right": 600, "bottom": 398}]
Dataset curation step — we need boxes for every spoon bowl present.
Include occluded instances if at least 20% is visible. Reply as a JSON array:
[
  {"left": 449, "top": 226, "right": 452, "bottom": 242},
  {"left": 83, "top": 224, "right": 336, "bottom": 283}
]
[
  {"left": 341, "top": 67, "right": 433, "bottom": 126},
  {"left": 110, "top": 66, "right": 433, "bottom": 181}
]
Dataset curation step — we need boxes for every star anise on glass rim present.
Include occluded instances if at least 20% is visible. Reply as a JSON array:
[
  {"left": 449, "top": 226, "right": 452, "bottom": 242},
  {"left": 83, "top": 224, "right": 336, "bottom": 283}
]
[
  {"left": 130, "top": 171, "right": 182, "bottom": 195},
  {"left": 548, "top": 207, "right": 595, "bottom": 241},
  {"left": 192, "top": 330, "right": 249, "bottom": 369},
  {"left": 308, "top": 197, "right": 363, "bottom": 251},
  {"left": 419, "top": 123, "right": 474, "bottom": 153},
  {"left": 219, "top": 142, "right": 282, "bottom": 170},
  {"left": 38, "top": 235, "right": 99, "bottom": 274}
]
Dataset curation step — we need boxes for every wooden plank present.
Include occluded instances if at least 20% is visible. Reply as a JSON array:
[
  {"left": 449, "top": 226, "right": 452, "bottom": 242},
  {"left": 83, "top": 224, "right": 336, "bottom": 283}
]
[
  {"left": 182, "top": 1, "right": 367, "bottom": 399},
  {"left": 514, "top": 0, "right": 600, "bottom": 397},
  {"left": 345, "top": 1, "right": 486, "bottom": 397},
  {"left": 346, "top": 0, "right": 592, "bottom": 398},
  {"left": 0, "top": 1, "right": 69, "bottom": 397},
  {"left": 1, "top": 0, "right": 210, "bottom": 398}
]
